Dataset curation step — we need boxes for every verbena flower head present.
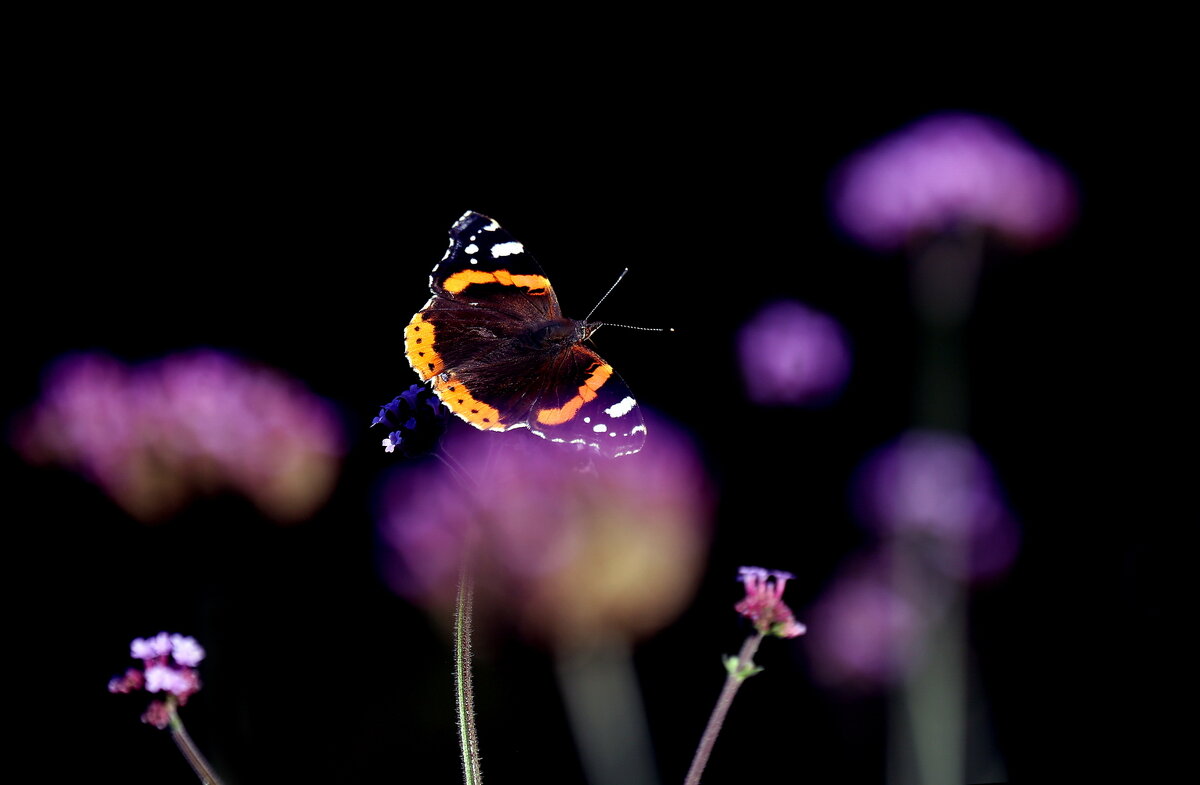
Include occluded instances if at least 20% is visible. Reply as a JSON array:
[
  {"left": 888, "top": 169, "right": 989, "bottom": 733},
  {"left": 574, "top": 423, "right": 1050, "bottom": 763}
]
[
  {"left": 372, "top": 384, "right": 448, "bottom": 457},
  {"left": 738, "top": 300, "right": 851, "bottom": 406},
  {"left": 377, "top": 414, "right": 712, "bottom": 645},
  {"left": 109, "top": 632, "right": 206, "bottom": 729},
  {"left": 854, "top": 429, "right": 1019, "bottom": 580},
  {"left": 11, "top": 350, "right": 345, "bottom": 523},
  {"left": 735, "top": 566, "right": 806, "bottom": 639},
  {"left": 831, "top": 112, "right": 1077, "bottom": 251}
]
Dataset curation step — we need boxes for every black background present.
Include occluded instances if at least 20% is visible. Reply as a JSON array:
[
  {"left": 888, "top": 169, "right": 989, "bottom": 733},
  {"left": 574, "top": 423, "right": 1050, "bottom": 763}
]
[{"left": 5, "top": 33, "right": 1182, "bottom": 785}]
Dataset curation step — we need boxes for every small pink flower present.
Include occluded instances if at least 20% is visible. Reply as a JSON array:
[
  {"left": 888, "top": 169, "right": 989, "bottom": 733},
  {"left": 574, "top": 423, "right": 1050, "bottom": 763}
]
[
  {"left": 107, "top": 668, "right": 144, "bottom": 694},
  {"left": 145, "top": 664, "right": 188, "bottom": 694},
  {"left": 735, "top": 566, "right": 807, "bottom": 639},
  {"left": 169, "top": 634, "right": 206, "bottom": 667},
  {"left": 141, "top": 700, "right": 172, "bottom": 730},
  {"left": 131, "top": 632, "right": 172, "bottom": 661}
]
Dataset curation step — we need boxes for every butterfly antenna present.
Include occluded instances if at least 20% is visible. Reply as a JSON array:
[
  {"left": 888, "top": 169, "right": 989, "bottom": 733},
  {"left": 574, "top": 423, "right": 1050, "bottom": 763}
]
[
  {"left": 584, "top": 268, "right": 630, "bottom": 322},
  {"left": 584, "top": 268, "right": 675, "bottom": 334},
  {"left": 593, "top": 323, "right": 674, "bottom": 333}
]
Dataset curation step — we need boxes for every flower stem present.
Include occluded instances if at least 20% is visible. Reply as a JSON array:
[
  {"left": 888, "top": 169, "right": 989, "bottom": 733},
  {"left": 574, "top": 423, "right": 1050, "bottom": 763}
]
[
  {"left": 683, "top": 632, "right": 764, "bottom": 785},
  {"left": 455, "top": 567, "right": 483, "bottom": 785},
  {"left": 167, "top": 703, "right": 224, "bottom": 785}
]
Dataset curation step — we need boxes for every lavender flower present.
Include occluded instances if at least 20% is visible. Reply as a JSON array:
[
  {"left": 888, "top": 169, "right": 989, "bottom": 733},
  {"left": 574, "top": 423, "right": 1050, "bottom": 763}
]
[
  {"left": 377, "top": 413, "right": 712, "bottom": 645},
  {"left": 734, "top": 566, "right": 807, "bottom": 639},
  {"left": 372, "top": 384, "right": 448, "bottom": 457},
  {"left": 831, "top": 112, "right": 1077, "bottom": 251},
  {"left": 738, "top": 300, "right": 851, "bottom": 406},
  {"left": 11, "top": 350, "right": 345, "bottom": 523},
  {"left": 853, "top": 429, "right": 1020, "bottom": 581}
]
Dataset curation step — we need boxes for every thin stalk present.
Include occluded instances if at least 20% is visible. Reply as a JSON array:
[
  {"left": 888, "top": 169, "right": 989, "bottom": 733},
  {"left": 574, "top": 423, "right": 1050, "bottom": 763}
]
[
  {"left": 683, "top": 633, "right": 764, "bottom": 785},
  {"left": 455, "top": 567, "right": 483, "bottom": 785},
  {"left": 167, "top": 702, "right": 224, "bottom": 785}
]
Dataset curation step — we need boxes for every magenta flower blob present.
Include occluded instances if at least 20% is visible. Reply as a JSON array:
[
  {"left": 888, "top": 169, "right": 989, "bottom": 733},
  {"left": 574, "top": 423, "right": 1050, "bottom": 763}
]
[
  {"left": 831, "top": 112, "right": 1077, "bottom": 251},
  {"left": 11, "top": 350, "right": 345, "bottom": 523},
  {"left": 377, "top": 414, "right": 713, "bottom": 645},
  {"left": 854, "top": 430, "right": 1020, "bottom": 581},
  {"left": 805, "top": 556, "right": 921, "bottom": 690},
  {"left": 738, "top": 300, "right": 852, "bottom": 406}
]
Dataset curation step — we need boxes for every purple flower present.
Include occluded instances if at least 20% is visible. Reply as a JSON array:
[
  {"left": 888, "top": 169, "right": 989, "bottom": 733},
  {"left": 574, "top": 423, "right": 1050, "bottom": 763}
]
[
  {"left": 831, "top": 112, "right": 1077, "bottom": 251},
  {"left": 372, "top": 384, "right": 448, "bottom": 457},
  {"left": 734, "top": 566, "right": 806, "bottom": 639},
  {"left": 11, "top": 350, "right": 345, "bottom": 523},
  {"left": 738, "top": 300, "right": 851, "bottom": 406},
  {"left": 854, "top": 429, "right": 1020, "bottom": 581},
  {"left": 805, "top": 555, "right": 922, "bottom": 690},
  {"left": 377, "top": 413, "right": 713, "bottom": 645}
]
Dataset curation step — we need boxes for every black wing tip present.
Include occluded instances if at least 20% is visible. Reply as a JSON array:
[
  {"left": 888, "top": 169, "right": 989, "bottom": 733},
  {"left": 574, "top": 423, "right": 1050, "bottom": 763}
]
[{"left": 453, "top": 210, "right": 497, "bottom": 232}]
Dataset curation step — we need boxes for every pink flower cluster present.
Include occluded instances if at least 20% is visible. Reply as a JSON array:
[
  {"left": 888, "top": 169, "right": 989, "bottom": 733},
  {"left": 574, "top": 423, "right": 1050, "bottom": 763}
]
[
  {"left": 735, "top": 567, "right": 806, "bottom": 639},
  {"left": 12, "top": 350, "right": 345, "bottom": 522},
  {"left": 108, "top": 632, "right": 206, "bottom": 729}
]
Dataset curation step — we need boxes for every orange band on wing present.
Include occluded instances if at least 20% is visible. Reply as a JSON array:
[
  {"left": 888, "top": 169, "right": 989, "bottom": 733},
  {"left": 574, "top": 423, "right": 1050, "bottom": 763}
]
[
  {"left": 535, "top": 363, "right": 613, "bottom": 426},
  {"left": 405, "top": 312, "right": 444, "bottom": 381},
  {"left": 434, "top": 374, "right": 507, "bottom": 430},
  {"left": 443, "top": 269, "right": 549, "bottom": 295}
]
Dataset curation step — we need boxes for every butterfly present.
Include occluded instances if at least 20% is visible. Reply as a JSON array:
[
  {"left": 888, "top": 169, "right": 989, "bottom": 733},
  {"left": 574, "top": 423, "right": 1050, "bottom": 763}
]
[{"left": 404, "top": 211, "right": 646, "bottom": 457}]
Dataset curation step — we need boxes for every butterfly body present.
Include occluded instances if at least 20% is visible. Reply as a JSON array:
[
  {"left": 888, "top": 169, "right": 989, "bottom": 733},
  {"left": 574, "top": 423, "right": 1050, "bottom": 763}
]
[{"left": 405, "top": 211, "right": 645, "bottom": 457}]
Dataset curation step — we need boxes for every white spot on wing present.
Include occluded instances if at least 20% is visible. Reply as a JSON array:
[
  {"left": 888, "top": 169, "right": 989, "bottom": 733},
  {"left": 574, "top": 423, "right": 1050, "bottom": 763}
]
[
  {"left": 605, "top": 397, "right": 638, "bottom": 418},
  {"left": 465, "top": 243, "right": 479, "bottom": 255},
  {"left": 593, "top": 424, "right": 608, "bottom": 433},
  {"left": 483, "top": 220, "right": 500, "bottom": 231},
  {"left": 631, "top": 424, "right": 647, "bottom": 435},
  {"left": 491, "top": 241, "right": 524, "bottom": 258}
]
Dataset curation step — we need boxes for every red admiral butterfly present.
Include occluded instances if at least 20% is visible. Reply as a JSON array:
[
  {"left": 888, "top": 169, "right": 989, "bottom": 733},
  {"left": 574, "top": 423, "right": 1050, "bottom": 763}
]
[{"left": 405, "top": 211, "right": 646, "bottom": 457}]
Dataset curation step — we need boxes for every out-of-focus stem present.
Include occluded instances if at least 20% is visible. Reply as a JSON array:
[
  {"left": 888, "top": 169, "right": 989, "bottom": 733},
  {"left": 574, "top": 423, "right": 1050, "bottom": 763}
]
[
  {"left": 683, "top": 633, "right": 764, "bottom": 785},
  {"left": 555, "top": 637, "right": 659, "bottom": 785},
  {"left": 167, "top": 703, "right": 224, "bottom": 785},
  {"left": 455, "top": 568, "right": 483, "bottom": 785}
]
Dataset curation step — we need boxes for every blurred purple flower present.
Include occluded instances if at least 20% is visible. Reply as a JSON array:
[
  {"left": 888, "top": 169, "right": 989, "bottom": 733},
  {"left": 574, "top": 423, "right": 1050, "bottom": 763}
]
[
  {"left": 377, "top": 414, "right": 713, "bottom": 645},
  {"left": 11, "top": 350, "right": 345, "bottom": 523},
  {"left": 735, "top": 566, "right": 806, "bottom": 639},
  {"left": 854, "top": 429, "right": 1020, "bottom": 581},
  {"left": 831, "top": 112, "right": 1077, "bottom": 251},
  {"left": 806, "top": 555, "right": 922, "bottom": 690},
  {"left": 738, "top": 300, "right": 851, "bottom": 406}
]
